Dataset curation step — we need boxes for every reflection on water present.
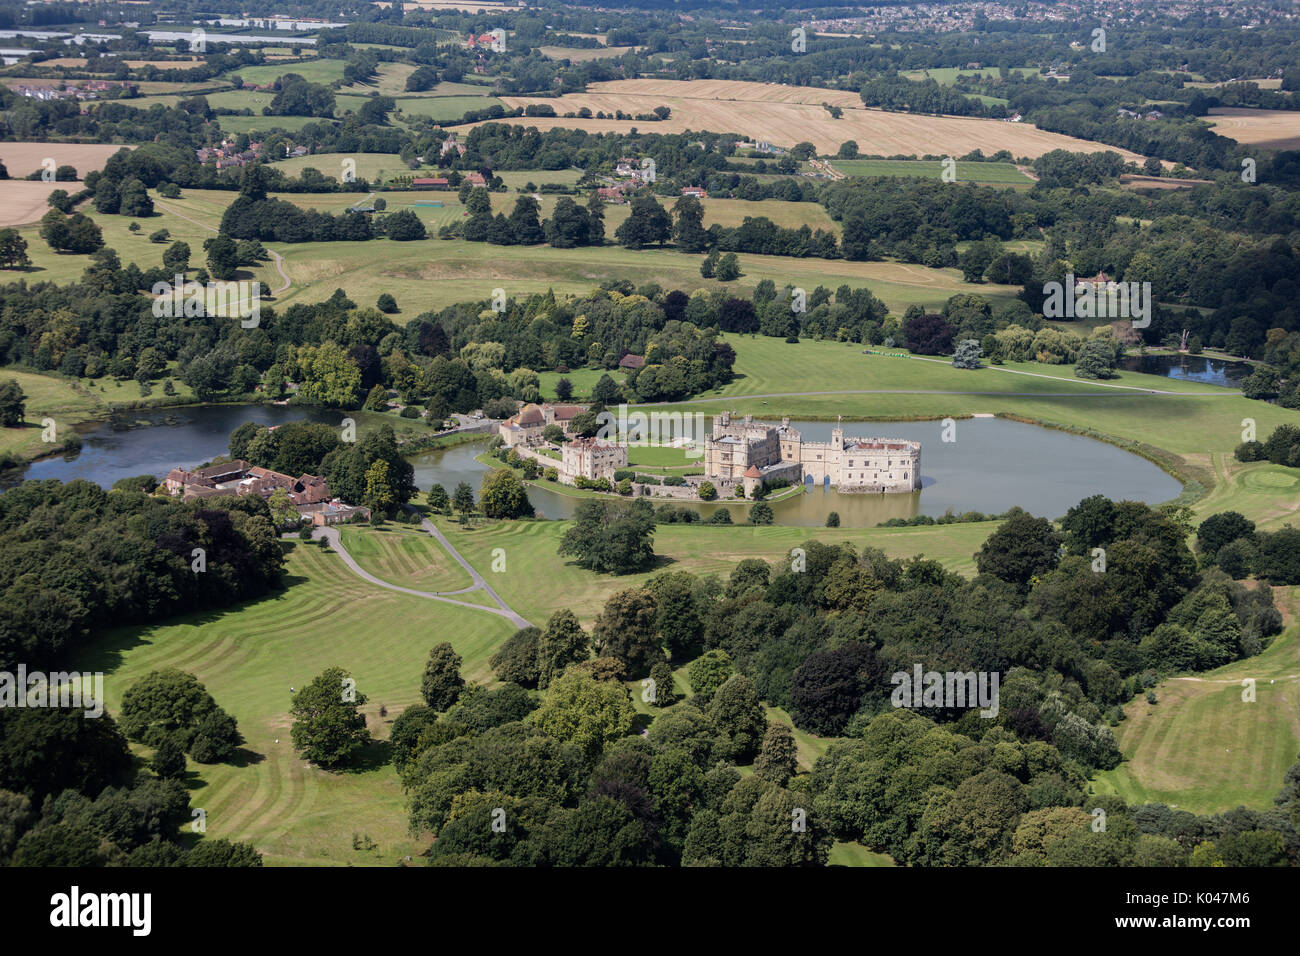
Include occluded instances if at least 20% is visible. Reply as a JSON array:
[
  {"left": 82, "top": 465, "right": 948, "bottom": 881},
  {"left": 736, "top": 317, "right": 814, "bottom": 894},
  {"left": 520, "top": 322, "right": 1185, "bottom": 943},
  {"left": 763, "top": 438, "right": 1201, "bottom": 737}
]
[
  {"left": 1118, "top": 353, "right": 1251, "bottom": 388},
  {"left": 414, "top": 418, "right": 1182, "bottom": 527},
  {"left": 5, "top": 405, "right": 341, "bottom": 490},
  {"left": 5, "top": 407, "right": 1183, "bottom": 528}
]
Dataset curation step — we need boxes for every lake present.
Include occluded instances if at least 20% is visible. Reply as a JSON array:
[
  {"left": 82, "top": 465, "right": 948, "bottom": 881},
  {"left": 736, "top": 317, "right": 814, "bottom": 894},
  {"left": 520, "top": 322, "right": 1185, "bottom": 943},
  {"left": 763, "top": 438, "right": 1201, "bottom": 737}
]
[
  {"left": 1118, "top": 353, "right": 1252, "bottom": 388},
  {"left": 6, "top": 406, "right": 1183, "bottom": 527}
]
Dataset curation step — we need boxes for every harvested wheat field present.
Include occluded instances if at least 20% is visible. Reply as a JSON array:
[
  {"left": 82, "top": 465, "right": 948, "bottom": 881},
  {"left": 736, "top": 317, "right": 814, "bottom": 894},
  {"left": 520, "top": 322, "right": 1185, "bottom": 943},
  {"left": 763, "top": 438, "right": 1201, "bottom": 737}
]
[
  {"left": 489, "top": 79, "right": 1146, "bottom": 160},
  {"left": 1205, "top": 107, "right": 1300, "bottom": 151},
  {"left": 0, "top": 143, "right": 129, "bottom": 226},
  {"left": 0, "top": 180, "right": 77, "bottom": 227},
  {"left": 539, "top": 46, "right": 641, "bottom": 61},
  {"left": 0, "top": 142, "right": 125, "bottom": 180}
]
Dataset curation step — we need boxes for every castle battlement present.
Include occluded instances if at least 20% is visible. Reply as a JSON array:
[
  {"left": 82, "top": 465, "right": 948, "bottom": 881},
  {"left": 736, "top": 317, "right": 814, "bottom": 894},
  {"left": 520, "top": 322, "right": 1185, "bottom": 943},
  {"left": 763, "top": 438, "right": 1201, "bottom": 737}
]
[{"left": 705, "top": 412, "right": 920, "bottom": 495}]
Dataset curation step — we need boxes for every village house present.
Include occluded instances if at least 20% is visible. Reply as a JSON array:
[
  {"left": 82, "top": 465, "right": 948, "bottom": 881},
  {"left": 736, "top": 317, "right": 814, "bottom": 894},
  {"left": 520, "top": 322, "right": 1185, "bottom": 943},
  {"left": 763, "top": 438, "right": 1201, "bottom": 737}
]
[
  {"left": 596, "top": 185, "right": 629, "bottom": 203},
  {"left": 559, "top": 436, "right": 628, "bottom": 484},
  {"left": 681, "top": 186, "right": 708, "bottom": 199}
]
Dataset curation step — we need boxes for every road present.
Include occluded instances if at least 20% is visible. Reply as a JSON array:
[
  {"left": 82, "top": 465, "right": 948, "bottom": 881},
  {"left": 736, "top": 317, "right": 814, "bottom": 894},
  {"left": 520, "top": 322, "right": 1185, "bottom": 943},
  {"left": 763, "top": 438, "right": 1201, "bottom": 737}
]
[{"left": 312, "top": 518, "right": 531, "bottom": 630}]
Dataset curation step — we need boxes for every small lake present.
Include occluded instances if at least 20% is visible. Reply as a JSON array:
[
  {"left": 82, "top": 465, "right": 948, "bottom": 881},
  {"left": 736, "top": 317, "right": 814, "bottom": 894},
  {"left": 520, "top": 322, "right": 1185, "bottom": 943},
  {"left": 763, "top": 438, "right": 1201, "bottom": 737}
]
[
  {"left": 5, "top": 406, "right": 1183, "bottom": 527},
  {"left": 413, "top": 416, "right": 1181, "bottom": 526},
  {"left": 3, "top": 405, "right": 338, "bottom": 490},
  {"left": 1118, "top": 353, "right": 1252, "bottom": 388}
]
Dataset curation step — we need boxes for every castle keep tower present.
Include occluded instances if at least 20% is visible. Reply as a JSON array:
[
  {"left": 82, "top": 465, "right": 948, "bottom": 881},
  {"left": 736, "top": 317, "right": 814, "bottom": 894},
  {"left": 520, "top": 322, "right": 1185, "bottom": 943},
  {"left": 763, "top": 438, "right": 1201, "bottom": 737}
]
[{"left": 703, "top": 412, "right": 920, "bottom": 494}]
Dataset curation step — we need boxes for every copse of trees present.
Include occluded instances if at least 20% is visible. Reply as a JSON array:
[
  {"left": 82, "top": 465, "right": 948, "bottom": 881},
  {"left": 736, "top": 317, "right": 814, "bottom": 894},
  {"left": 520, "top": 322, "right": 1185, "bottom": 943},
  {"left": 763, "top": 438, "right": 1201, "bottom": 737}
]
[
  {"left": 394, "top": 489, "right": 1298, "bottom": 866},
  {"left": 558, "top": 498, "right": 656, "bottom": 574},
  {"left": 0, "top": 480, "right": 284, "bottom": 672},
  {"left": 120, "top": 669, "right": 243, "bottom": 763}
]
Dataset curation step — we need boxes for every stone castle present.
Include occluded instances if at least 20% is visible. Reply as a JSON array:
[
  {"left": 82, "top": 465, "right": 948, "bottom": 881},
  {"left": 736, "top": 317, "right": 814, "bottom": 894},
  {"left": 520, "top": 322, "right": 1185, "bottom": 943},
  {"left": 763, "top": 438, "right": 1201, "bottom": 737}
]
[{"left": 703, "top": 412, "right": 921, "bottom": 496}]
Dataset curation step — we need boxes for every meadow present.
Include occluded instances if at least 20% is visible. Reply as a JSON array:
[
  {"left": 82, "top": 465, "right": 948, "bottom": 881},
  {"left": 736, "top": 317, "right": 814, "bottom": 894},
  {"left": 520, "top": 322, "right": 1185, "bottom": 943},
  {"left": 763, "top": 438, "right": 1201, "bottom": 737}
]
[
  {"left": 900, "top": 67, "right": 1040, "bottom": 85},
  {"left": 0, "top": 368, "right": 105, "bottom": 462}
]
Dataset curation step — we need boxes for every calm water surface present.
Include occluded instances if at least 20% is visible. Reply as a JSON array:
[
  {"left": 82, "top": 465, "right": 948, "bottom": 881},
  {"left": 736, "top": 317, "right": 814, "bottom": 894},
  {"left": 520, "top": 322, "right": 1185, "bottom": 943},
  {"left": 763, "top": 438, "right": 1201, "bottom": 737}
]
[{"left": 6, "top": 407, "right": 1182, "bottom": 527}]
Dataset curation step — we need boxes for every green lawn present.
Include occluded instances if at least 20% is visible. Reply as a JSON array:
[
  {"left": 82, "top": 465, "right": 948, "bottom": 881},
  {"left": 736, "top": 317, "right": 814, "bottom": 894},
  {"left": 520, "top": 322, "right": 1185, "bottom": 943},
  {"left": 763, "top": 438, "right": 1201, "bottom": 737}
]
[
  {"left": 1093, "top": 586, "right": 1300, "bottom": 814},
  {"left": 337, "top": 524, "right": 474, "bottom": 592},
  {"left": 432, "top": 516, "right": 997, "bottom": 629},
  {"left": 0, "top": 369, "right": 105, "bottom": 462},
  {"left": 78, "top": 540, "right": 515, "bottom": 866},
  {"left": 537, "top": 368, "right": 623, "bottom": 401},
  {"left": 829, "top": 841, "right": 897, "bottom": 866}
]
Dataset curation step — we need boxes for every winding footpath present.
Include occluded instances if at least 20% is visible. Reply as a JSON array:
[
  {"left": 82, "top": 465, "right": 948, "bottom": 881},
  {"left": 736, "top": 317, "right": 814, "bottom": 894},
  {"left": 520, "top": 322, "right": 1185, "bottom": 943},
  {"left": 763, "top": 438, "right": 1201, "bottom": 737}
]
[
  {"left": 311, "top": 516, "right": 530, "bottom": 629},
  {"left": 154, "top": 199, "right": 291, "bottom": 295}
]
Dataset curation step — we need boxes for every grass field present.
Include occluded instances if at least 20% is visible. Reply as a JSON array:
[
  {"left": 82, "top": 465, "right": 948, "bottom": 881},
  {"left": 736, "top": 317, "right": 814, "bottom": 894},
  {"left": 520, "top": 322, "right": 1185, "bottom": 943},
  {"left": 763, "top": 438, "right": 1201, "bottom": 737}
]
[
  {"left": 337, "top": 524, "right": 473, "bottom": 592},
  {"left": 485, "top": 79, "right": 1146, "bottom": 160},
  {"left": 222, "top": 59, "right": 345, "bottom": 88},
  {"left": 537, "top": 368, "right": 624, "bottom": 401},
  {"left": 830, "top": 158, "right": 1034, "bottom": 186},
  {"left": 1093, "top": 587, "right": 1300, "bottom": 814},
  {"left": 217, "top": 113, "right": 321, "bottom": 135},
  {"left": 538, "top": 45, "right": 641, "bottom": 62},
  {"left": 900, "top": 67, "right": 1039, "bottom": 85},
  {"left": 388, "top": 94, "right": 504, "bottom": 123},
  {"left": 0, "top": 369, "right": 105, "bottom": 462},
  {"left": 269, "top": 235, "right": 1020, "bottom": 315},
  {"left": 9, "top": 182, "right": 1021, "bottom": 316},
  {"left": 79, "top": 540, "right": 514, "bottom": 866},
  {"left": 432, "top": 516, "right": 998, "bottom": 628}
]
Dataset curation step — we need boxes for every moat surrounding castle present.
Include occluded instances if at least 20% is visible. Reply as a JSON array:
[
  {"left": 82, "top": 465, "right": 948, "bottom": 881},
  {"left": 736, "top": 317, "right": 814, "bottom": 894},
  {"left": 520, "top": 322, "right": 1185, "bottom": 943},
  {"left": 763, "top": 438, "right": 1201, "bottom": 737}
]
[{"left": 704, "top": 412, "right": 923, "bottom": 495}]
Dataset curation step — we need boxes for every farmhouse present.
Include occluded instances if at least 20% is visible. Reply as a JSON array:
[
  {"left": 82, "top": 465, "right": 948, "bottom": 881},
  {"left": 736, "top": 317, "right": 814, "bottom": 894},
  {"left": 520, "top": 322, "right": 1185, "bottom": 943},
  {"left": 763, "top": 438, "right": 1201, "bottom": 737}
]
[{"left": 703, "top": 411, "right": 921, "bottom": 496}]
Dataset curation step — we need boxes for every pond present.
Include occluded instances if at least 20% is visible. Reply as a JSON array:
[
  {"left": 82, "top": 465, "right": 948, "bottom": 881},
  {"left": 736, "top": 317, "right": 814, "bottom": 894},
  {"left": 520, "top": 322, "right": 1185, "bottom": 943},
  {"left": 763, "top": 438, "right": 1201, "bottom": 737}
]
[
  {"left": 5, "top": 406, "right": 1183, "bottom": 527},
  {"left": 1118, "top": 353, "right": 1252, "bottom": 388}
]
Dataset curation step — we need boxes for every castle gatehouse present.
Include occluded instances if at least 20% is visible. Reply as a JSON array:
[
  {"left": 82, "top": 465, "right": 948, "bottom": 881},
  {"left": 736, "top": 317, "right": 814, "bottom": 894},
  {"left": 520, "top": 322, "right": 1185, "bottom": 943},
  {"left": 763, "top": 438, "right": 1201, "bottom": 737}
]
[{"left": 702, "top": 412, "right": 921, "bottom": 497}]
